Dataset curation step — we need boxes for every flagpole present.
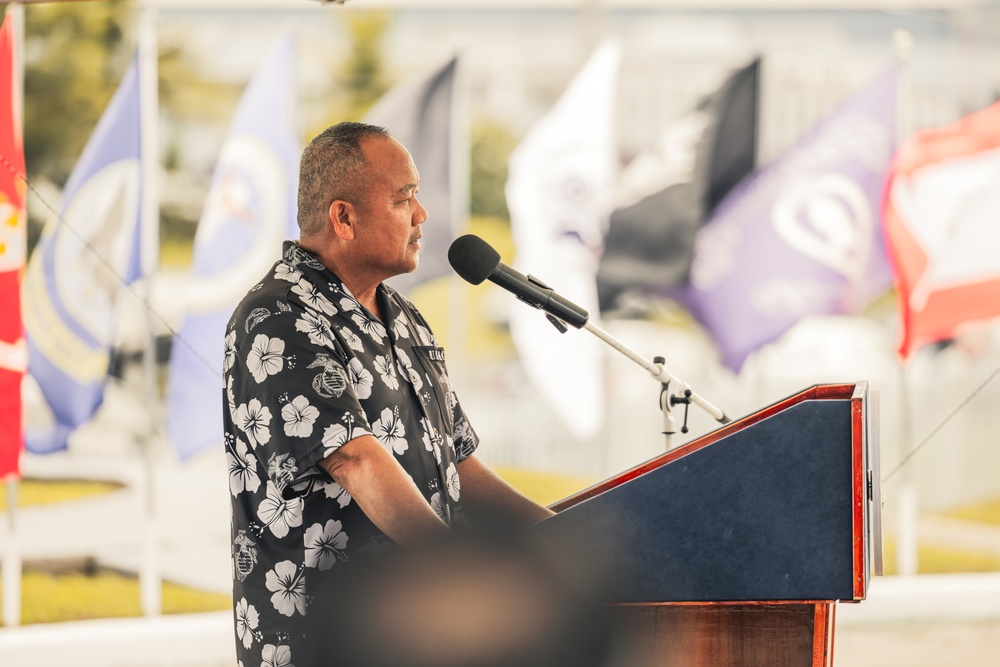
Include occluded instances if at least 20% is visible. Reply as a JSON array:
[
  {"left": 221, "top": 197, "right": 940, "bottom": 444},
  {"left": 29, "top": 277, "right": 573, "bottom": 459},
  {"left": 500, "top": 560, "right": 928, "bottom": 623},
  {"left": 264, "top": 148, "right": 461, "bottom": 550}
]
[
  {"left": 892, "top": 28, "right": 918, "bottom": 578},
  {"left": 448, "top": 48, "right": 468, "bottom": 381},
  {"left": 2, "top": 1, "right": 24, "bottom": 630},
  {"left": 138, "top": 4, "right": 162, "bottom": 616}
]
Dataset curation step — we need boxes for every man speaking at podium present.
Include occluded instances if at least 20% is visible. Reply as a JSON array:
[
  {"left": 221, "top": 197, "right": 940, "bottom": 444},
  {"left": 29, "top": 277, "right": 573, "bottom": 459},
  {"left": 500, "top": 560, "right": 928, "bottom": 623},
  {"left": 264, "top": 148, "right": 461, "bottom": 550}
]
[{"left": 222, "top": 122, "right": 555, "bottom": 667}]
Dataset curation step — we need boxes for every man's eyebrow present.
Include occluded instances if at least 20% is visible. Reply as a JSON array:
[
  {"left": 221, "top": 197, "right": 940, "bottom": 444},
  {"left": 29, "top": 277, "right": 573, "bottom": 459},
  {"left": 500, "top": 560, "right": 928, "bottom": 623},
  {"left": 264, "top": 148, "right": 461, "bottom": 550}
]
[{"left": 395, "top": 182, "right": 419, "bottom": 196}]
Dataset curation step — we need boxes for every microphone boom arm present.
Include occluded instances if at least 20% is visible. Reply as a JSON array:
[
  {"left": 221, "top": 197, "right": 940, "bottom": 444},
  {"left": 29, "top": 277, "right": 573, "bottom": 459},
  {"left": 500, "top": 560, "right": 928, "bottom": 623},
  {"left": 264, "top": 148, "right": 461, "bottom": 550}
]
[{"left": 582, "top": 320, "right": 730, "bottom": 449}]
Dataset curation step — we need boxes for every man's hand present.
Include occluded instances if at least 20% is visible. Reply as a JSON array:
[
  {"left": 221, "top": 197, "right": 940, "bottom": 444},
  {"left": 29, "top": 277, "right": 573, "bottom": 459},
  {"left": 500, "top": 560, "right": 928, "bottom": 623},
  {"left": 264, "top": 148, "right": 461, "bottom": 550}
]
[{"left": 457, "top": 455, "right": 556, "bottom": 526}]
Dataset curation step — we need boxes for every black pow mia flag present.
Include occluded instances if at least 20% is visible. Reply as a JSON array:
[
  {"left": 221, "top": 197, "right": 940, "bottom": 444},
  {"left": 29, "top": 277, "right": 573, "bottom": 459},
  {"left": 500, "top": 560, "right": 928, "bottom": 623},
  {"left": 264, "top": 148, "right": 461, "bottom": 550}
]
[{"left": 597, "top": 58, "right": 759, "bottom": 311}]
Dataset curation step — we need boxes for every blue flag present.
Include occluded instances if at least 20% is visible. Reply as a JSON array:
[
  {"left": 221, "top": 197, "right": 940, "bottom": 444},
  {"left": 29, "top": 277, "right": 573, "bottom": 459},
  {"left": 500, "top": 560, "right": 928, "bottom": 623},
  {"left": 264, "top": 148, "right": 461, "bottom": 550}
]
[
  {"left": 22, "top": 60, "right": 142, "bottom": 453},
  {"left": 681, "top": 69, "right": 896, "bottom": 371},
  {"left": 166, "top": 33, "right": 299, "bottom": 459},
  {"left": 368, "top": 56, "right": 458, "bottom": 295}
]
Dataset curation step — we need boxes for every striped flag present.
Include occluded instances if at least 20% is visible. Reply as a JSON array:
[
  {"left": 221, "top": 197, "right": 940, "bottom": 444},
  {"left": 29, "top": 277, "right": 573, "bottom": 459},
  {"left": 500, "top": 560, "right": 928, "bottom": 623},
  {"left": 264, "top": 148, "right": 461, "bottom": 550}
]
[
  {"left": 883, "top": 100, "right": 1000, "bottom": 358},
  {"left": 0, "top": 13, "right": 25, "bottom": 477}
]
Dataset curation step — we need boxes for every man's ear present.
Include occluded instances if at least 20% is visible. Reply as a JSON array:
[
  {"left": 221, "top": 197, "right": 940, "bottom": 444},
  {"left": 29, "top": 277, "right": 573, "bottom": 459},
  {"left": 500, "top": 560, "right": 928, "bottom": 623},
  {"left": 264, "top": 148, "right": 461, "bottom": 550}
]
[{"left": 328, "top": 200, "right": 357, "bottom": 240}]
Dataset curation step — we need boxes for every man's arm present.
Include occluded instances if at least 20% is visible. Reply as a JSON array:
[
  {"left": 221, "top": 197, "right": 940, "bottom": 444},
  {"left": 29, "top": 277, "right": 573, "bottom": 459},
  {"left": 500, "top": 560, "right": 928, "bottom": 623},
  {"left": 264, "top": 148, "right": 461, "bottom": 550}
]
[
  {"left": 456, "top": 454, "right": 555, "bottom": 525},
  {"left": 321, "top": 435, "right": 450, "bottom": 544}
]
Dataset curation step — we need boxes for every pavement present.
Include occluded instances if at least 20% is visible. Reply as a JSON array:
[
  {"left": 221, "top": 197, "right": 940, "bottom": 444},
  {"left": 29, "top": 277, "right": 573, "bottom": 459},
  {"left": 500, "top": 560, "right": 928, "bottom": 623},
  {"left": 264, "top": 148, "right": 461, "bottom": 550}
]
[{"left": 2, "top": 445, "right": 1000, "bottom": 667}]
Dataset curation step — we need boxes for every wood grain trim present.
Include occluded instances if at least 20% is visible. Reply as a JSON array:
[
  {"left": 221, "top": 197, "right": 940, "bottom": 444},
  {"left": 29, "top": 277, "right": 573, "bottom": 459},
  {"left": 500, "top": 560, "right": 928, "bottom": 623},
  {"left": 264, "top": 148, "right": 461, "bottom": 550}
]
[
  {"left": 851, "top": 382, "right": 868, "bottom": 599},
  {"left": 811, "top": 602, "right": 836, "bottom": 667}
]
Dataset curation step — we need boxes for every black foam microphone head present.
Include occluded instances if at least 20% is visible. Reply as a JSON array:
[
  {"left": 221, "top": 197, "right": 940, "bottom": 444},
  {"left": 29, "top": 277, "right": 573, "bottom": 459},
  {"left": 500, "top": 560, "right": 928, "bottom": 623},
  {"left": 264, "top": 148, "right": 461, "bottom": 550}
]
[{"left": 448, "top": 234, "right": 501, "bottom": 285}]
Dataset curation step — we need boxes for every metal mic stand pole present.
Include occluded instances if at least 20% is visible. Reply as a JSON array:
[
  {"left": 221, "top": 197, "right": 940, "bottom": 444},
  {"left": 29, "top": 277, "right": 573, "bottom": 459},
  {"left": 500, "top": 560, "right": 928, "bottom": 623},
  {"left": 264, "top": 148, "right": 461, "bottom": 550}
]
[{"left": 581, "top": 320, "right": 730, "bottom": 450}]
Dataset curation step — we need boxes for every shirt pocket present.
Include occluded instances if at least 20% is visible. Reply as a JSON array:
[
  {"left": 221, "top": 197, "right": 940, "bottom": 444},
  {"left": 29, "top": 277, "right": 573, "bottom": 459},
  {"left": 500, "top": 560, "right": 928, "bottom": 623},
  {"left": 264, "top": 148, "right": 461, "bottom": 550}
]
[{"left": 411, "top": 345, "right": 456, "bottom": 436}]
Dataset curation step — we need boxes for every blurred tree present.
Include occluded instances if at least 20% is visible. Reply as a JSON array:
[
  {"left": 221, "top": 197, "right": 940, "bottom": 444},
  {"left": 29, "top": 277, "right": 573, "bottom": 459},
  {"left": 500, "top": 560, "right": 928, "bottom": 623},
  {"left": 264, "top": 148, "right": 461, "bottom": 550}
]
[
  {"left": 307, "top": 8, "right": 392, "bottom": 134},
  {"left": 23, "top": 0, "right": 132, "bottom": 187},
  {"left": 337, "top": 10, "right": 392, "bottom": 121},
  {"left": 470, "top": 118, "right": 517, "bottom": 221}
]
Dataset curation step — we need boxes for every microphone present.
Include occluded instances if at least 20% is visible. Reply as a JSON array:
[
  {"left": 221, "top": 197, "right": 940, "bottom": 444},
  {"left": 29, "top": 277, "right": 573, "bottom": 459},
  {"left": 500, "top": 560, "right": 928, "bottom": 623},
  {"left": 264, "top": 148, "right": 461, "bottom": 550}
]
[{"left": 447, "top": 234, "right": 590, "bottom": 329}]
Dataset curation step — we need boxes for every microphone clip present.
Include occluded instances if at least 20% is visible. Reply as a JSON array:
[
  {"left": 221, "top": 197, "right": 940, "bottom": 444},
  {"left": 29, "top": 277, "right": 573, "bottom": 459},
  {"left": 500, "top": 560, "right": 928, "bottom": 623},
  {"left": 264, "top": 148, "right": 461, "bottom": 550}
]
[{"left": 523, "top": 274, "right": 569, "bottom": 334}]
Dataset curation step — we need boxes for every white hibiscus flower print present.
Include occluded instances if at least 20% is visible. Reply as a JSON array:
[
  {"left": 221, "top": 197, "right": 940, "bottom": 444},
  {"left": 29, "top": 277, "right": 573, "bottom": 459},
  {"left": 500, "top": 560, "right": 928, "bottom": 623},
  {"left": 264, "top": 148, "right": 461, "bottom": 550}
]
[
  {"left": 421, "top": 418, "right": 442, "bottom": 464},
  {"left": 265, "top": 562, "right": 306, "bottom": 617},
  {"left": 222, "top": 329, "right": 237, "bottom": 375},
  {"left": 373, "top": 407, "right": 407, "bottom": 455},
  {"left": 292, "top": 278, "right": 337, "bottom": 315},
  {"left": 235, "top": 399, "right": 272, "bottom": 448},
  {"left": 445, "top": 462, "right": 461, "bottom": 502},
  {"left": 374, "top": 354, "right": 399, "bottom": 390},
  {"left": 351, "top": 312, "right": 387, "bottom": 344},
  {"left": 322, "top": 422, "right": 349, "bottom": 457},
  {"left": 415, "top": 323, "right": 436, "bottom": 346},
  {"left": 227, "top": 437, "right": 261, "bottom": 497},
  {"left": 295, "top": 309, "right": 336, "bottom": 348},
  {"left": 392, "top": 314, "right": 410, "bottom": 339},
  {"left": 274, "top": 263, "right": 302, "bottom": 283},
  {"left": 339, "top": 327, "right": 364, "bottom": 352},
  {"left": 304, "top": 519, "right": 349, "bottom": 570},
  {"left": 324, "top": 481, "right": 352, "bottom": 508},
  {"left": 235, "top": 597, "right": 260, "bottom": 649},
  {"left": 430, "top": 491, "right": 446, "bottom": 521},
  {"left": 346, "top": 358, "right": 374, "bottom": 399},
  {"left": 257, "top": 482, "right": 303, "bottom": 538},
  {"left": 394, "top": 347, "right": 423, "bottom": 391},
  {"left": 338, "top": 296, "right": 360, "bottom": 313},
  {"left": 281, "top": 395, "right": 319, "bottom": 438},
  {"left": 227, "top": 375, "right": 237, "bottom": 421},
  {"left": 261, "top": 644, "right": 293, "bottom": 667},
  {"left": 247, "top": 334, "right": 285, "bottom": 383}
]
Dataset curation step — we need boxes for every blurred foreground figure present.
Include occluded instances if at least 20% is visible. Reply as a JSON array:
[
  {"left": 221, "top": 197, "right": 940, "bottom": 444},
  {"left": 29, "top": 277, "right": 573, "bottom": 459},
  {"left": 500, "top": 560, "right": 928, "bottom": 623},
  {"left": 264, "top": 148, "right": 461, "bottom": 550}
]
[
  {"left": 307, "top": 529, "right": 619, "bottom": 667},
  {"left": 223, "top": 122, "right": 553, "bottom": 666}
]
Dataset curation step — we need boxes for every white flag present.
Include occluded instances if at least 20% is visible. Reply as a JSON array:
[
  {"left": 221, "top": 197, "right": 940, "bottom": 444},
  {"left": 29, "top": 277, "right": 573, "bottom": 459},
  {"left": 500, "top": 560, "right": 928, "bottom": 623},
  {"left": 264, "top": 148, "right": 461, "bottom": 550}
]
[{"left": 505, "top": 42, "right": 620, "bottom": 440}]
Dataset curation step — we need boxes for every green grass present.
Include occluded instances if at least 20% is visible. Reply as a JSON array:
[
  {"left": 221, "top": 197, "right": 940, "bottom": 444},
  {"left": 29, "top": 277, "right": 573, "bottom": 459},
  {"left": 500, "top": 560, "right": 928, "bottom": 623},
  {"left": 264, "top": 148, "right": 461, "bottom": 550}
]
[
  {"left": 0, "top": 566, "right": 230, "bottom": 626},
  {"left": 880, "top": 538, "right": 1000, "bottom": 574},
  {"left": 495, "top": 467, "right": 595, "bottom": 507},
  {"left": 0, "top": 478, "right": 123, "bottom": 511},
  {"left": 947, "top": 496, "right": 1000, "bottom": 527}
]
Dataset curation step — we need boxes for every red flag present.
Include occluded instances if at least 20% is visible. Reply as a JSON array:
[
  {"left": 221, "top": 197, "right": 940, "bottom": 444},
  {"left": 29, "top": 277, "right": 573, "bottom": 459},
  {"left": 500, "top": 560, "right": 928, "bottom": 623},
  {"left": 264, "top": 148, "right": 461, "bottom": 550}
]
[
  {"left": 883, "top": 101, "right": 1000, "bottom": 359},
  {"left": 0, "top": 13, "right": 25, "bottom": 479}
]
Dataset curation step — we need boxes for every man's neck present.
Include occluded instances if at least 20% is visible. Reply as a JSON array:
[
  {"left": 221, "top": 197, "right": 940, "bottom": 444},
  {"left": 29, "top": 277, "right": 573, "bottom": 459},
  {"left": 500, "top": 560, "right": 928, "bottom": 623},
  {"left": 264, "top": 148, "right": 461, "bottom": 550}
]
[{"left": 297, "top": 239, "right": 384, "bottom": 320}]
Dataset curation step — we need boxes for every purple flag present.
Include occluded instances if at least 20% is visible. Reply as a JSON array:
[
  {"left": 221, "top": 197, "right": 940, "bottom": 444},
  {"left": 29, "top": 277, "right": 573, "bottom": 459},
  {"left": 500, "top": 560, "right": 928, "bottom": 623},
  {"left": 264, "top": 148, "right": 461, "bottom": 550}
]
[{"left": 681, "top": 69, "right": 896, "bottom": 371}]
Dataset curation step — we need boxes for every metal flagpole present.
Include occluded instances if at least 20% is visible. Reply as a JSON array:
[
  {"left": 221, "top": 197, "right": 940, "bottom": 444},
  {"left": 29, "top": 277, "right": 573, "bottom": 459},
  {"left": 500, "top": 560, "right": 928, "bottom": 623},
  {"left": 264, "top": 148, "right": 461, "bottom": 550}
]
[
  {"left": 138, "top": 4, "right": 162, "bottom": 616},
  {"left": 892, "top": 28, "right": 919, "bottom": 577}
]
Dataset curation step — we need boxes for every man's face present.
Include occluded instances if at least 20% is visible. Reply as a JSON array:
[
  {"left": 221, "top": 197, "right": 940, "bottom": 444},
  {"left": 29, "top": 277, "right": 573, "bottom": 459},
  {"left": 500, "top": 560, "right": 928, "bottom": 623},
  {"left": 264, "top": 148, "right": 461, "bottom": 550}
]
[{"left": 351, "top": 136, "right": 428, "bottom": 280}]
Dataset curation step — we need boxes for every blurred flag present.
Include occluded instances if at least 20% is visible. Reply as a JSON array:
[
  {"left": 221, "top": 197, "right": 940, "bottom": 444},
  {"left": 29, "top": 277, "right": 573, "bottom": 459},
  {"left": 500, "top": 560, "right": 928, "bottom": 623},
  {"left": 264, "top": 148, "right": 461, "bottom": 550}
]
[
  {"left": 883, "top": 100, "right": 1000, "bottom": 358},
  {"left": 597, "top": 59, "right": 759, "bottom": 311},
  {"left": 0, "top": 13, "right": 25, "bottom": 477},
  {"left": 166, "top": 33, "right": 298, "bottom": 459},
  {"left": 505, "top": 42, "right": 620, "bottom": 440},
  {"left": 22, "top": 59, "right": 142, "bottom": 454},
  {"left": 369, "top": 55, "right": 459, "bottom": 295},
  {"left": 682, "top": 68, "right": 896, "bottom": 371}
]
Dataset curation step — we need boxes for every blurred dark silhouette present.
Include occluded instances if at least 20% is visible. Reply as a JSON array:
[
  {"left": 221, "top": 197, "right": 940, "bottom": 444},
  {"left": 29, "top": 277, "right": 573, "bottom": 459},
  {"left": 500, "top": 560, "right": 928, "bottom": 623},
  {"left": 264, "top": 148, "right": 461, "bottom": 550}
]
[{"left": 303, "top": 525, "right": 620, "bottom": 667}]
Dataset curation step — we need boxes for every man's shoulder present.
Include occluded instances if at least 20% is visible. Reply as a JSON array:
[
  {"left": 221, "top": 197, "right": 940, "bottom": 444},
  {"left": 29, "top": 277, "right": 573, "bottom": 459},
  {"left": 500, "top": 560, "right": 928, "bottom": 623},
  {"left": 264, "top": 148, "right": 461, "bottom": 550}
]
[{"left": 229, "top": 263, "right": 298, "bottom": 332}]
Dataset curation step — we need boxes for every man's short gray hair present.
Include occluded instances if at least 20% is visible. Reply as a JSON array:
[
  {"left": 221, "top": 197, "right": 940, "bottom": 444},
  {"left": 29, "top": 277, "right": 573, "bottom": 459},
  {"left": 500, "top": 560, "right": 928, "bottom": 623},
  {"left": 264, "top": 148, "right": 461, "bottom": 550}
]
[{"left": 297, "top": 121, "right": 391, "bottom": 237}]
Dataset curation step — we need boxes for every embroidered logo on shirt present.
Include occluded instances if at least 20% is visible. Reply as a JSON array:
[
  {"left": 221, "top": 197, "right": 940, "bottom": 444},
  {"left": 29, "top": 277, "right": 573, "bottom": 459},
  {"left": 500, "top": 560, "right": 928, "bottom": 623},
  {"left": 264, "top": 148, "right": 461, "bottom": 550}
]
[{"left": 234, "top": 530, "right": 258, "bottom": 582}]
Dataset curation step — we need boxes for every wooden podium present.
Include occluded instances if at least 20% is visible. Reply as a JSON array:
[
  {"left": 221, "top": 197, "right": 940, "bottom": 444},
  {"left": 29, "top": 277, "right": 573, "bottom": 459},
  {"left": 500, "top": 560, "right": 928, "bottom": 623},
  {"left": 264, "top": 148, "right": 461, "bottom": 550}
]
[{"left": 540, "top": 382, "right": 881, "bottom": 667}]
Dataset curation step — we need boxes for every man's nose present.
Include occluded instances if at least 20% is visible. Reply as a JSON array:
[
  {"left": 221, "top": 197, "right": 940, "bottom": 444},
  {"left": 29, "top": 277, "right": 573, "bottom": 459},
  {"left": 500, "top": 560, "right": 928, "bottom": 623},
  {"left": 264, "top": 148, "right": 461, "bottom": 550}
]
[{"left": 413, "top": 196, "right": 428, "bottom": 225}]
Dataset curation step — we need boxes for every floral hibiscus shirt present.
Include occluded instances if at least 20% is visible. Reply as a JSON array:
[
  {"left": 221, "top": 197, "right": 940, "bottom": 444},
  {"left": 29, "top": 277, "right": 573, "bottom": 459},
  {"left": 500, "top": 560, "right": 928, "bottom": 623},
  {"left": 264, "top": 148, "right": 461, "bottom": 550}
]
[{"left": 224, "top": 241, "right": 479, "bottom": 666}]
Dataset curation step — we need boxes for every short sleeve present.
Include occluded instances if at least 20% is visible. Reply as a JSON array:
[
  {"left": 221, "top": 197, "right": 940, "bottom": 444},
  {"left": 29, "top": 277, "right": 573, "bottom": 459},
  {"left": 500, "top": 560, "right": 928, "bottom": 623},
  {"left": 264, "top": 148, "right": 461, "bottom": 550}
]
[{"left": 228, "top": 305, "right": 374, "bottom": 498}]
